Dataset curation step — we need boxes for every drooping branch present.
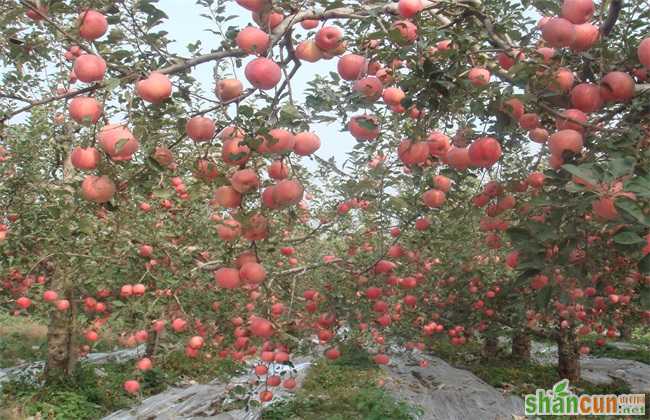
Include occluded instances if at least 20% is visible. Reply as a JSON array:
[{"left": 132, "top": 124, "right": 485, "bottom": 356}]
[
  {"left": 2, "top": 0, "right": 484, "bottom": 123},
  {"left": 600, "top": 0, "right": 623, "bottom": 37}
]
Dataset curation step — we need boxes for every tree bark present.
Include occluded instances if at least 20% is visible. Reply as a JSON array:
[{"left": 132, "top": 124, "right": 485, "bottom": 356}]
[
  {"left": 45, "top": 280, "right": 77, "bottom": 381},
  {"left": 45, "top": 150, "right": 78, "bottom": 382},
  {"left": 511, "top": 329, "right": 531, "bottom": 361},
  {"left": 557, "top": 327, "right": 580, "bottom": 382},
  {"left": 620, "top": 324, "right": 632, "bottom": 341},
  {"left": 483, "top": 336, "right": 498, "bottom": 358},
  {"left": 145, "top": 328, "right": 159, "bottom": 359}
]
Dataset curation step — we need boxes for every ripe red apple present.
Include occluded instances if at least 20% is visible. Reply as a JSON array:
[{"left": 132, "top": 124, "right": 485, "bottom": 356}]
[
  {"left": 445, "top": 147, "right": 471, "bottom": 170},
  {"left": 216, "top": 79, "right": 244, "bottom": 102},
  {"left": 555, "top": 108, "right": 588, "bottom": 132},
  {"left": 71, "top": 147, "right": 101, "bottom": 170},
  {"left": 468, "top": 137, "right": 502, "bottom": 168},
  {"left": 245, "top": 58, "right": 281, "bottom": 90},
  {"left": 374, "top": 354, "right": 389, "bottom": 365},
  {"left": 434, "top": 175, "right": 452, "bottom": 192},
  {"left": 315, "top": 26, "right": 343, "bottom": 51},
  {"left": 136, "top": 72, "right": 172, "bottom": 104},
  {"left": 501, "top": 98, "right": 525, "bottom": 120},
  {"left": 571, "top": 23, "right": 599, "bottom": 51},
  {"left": 81, "top": 175, "right": 115, "bottom": 203},
  {"left": 240, "top": 262, "right": 266, "bottom": 284},
  {"left": 268, "top": 160, "right": 289, "bottom": 180},
  {"left": 337, "top": 54, "right": 367, "bottom": 81},
  {"left": 519, "top": 113, "right": 540, "bottom": 130},
  {"left": 383, "top": 87, "right": 406, "bottom": 107},
  {"left": 353, "top": 76, "right": 383, "bottom": 101},
  {"left": 213, "top": 186, "right": 242, "bottom": 208},
  {"left": 123, "top": 380, "right": 140, "bottom": 394},
  {"left": 392, "top": 20, "right": 417, "bottom": 45},
  {"left": 172, "top": 318, "right": 187, "bottom": 332},
  {"left": 551, "top": 68, "right": 575, "bottom": 92},
  {"left": 259, "top": 128, "right": 295, "bottom": 154},
  {"left": 235, "top": 0, "right": 268, "bottom": 12},
  {"left": 398, "top": 139, "right": 429, "bottom": 166},
  {"left": 250, "top": 317, "right": 273, "bottom": 337},
  {"left": 592, "top": 196, "right": 618, "bottom": 220},
  {"left": 236, "top": 26, "right": 270, "bottom": 55},
  {"left": 215, "top": 267, "right": 241, "bottom": 288},
  {"left": 56, "top": 299, "right": 70, "bottom": 311},
  {"left": 98, "top": 124, "right": 139, "bottom": 161},
  {"left": 529, "top": 128, "right": 549, "bottom": 143},
  {"left": 79, "top": 10, "right": 108, "bottom": 41},
  {"left": 398, "top": 0, "right": 423, "bottom": 18},
  {"left": 561, "top": 0, "right": 595, "bottom": 24},
  {"left": 216, "top": 219, "right": 241, "bottom": 241},
  {"left": 301, "top": 19, "right": 319, "bottom": 30},
  {"left": 272, "top": 179, "right": 304, "bottom": 208},
  {"left": 422, "top": 189, "right": 446, "bottom": 208},
  {"left": 136, "top": 358, "right": 152, "bottom": 371},
  {"left": 43, "top": 290, "right": 58, "bottom": 302},
  {"left": 222, "top": 137, "right": 250, "bottom": 165},
  {"left": 600, "top": 71, "right": 635, "bottom": 102},
  {"left": 468, "top": 67, "right": 491, "bottom": 86},
  {"left": 570, "top": 83, "right": 603, "bottom": 113},
  {"left": 73, "top": 54, "right": 106, "bottom": 83},
  {"left": 541, "top": 18, "right": 576, "bottom": 48},
  {"left": 68, "top": 96, "right": 102, "bottom": 125},
  {"left": 260, "top": 390, "right": 273, "bottom": 402},
  {"left": 548, "top": 129, "right": 583, "bottom": 156},
  {"left": 638, "top": 38, "right": 650, "bottom": 68},
  {"left": 348, "top": 114, "right": 380, "bottom": 141},
  {"left": 427, "top": 131, "right": 451, "bottom": 157},
  {"left": 231, "top": 169, "right": 259, "bottom": 193},
  {"left": 295, "top": 40, "right": 323, "bottom": 62},
  {"left": 293, "top": 132, "right": 321, "bottom": 155},
  {"left": 138, "top": 244, "right": 153, "bottom": 258}
]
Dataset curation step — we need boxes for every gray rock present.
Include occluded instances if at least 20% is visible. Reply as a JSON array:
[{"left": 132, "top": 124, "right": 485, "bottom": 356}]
[
  {"left": 382, "top": 353, "right": 524, "bottom": 420},
  {"left": 529, "top": 341, "right": 650, "bottom": 393},
  {"left": 582, "top": 358, "right": 650, "bottom": 394}
]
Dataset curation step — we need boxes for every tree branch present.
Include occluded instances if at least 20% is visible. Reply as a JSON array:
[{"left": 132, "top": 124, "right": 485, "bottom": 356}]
[{"left": 600, "top": 0, "right": 623, "bottom": 37}]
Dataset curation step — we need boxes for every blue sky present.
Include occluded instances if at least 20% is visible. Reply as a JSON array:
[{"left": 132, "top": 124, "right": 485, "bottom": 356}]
[{"left": 157, "top": 0, "right": 354, "bottom": 168}]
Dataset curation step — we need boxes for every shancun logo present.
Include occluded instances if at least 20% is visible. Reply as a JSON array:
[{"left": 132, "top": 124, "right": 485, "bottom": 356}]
[{"left": 524, "top": 379, "right": 646, "bottom": 416}]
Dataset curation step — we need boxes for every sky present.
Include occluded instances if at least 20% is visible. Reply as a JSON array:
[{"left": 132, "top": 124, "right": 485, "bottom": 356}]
[{"left": 156, "top": 0, "right": 354, "bottom": 168}]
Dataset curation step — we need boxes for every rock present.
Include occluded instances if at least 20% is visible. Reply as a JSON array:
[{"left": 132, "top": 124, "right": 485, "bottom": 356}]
[
  {"left": 529, "top": 341, "right": 650, "bottom": 393},
  {"left": 582, "top": 358, "right": 650, "bottom": 394},
  {"left": 382, "top": 353, "right": 524, "bottom": 420}
]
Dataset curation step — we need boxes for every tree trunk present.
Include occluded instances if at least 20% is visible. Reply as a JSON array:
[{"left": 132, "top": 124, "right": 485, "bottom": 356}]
[
  {"left": 483, "top": 336, "right": 498, "bottom": 358},
  {"left": 145, "top": 328, "right": 159, "bottom": 359},
  {"left": 557, "top": 327, "right": 580, "bottom": 382},
  {"left": 511, "top": 329, "right": 531, "bottom": 361},
  {"left": 45, "top": 283, "right": 77, "bottom": 381},
  {"left": 620, "top": 324, "right": 632, "bottom": 341},
  {"left": 45, "top": 150, "right": 78, "bottom": 382}
]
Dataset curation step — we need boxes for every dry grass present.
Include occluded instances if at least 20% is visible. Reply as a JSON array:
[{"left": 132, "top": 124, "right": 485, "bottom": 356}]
[
  {"left": 0, "top": 312, "right": 48, "bottom": 367},
  {"left": 0, "top": 314, "right": 48, "bottom": 340}
]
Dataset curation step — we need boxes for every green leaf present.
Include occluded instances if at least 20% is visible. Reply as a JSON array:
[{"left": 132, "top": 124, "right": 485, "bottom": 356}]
[
  {"left": 613, "top": 230, "right": 645, "bottom": 245},
  {"left": 561, "top": 164, "right": 600, "bottom": 185},
  {"left": 608, "top": 157, "right": 636, "bottom": 179},
  {"left": 616, "top": 199, "right": 650, "bottom": 226},
  {"left": 506, "top": 227, "right": 532, "bottom": 243},
  {"left": 639, "top": 254, "right": 650, "bottom": 275}
]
